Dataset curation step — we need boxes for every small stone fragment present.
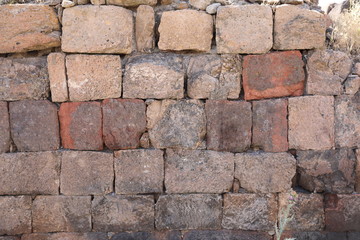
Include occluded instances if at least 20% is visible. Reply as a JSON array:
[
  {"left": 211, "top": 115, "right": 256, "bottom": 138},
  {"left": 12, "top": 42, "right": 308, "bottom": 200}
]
[
  {"left": 206, "top": 3, "right": 220, "bottom": 14},
  {"left": 280, "top": 0, "right": 303, "bottom": 4},
  {"left": 106, "top": 0, "right": 156, "bottom": 6},
  {"left": 344, "top": 76, "right": 360, "bottom": 95},
  {"left": 136, "top": 5, "right": 155, "bottom": 52},
  {"left": 0, "top": 102, "right": 10, "bottom": 153},
  {"left": 62, "top": 0, "right": 76, "bottom": 7},
  {"left": 47, "top": 53, "right": 68, "bottom": 102},
  {"left": 140, "top": 132, "right": 151, "bottom": 148},
  {"left": 189, "top": 0, "right": 213, "bottom": 10}
]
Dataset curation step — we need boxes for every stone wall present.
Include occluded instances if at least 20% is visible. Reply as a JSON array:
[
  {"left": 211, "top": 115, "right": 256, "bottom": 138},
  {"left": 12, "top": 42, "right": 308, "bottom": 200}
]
[{"left": 0, "top": 0, "right": 359, "bottom": 239}]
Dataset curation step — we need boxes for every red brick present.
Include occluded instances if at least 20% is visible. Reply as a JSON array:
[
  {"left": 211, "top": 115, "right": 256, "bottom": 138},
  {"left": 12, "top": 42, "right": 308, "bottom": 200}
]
[
  {"left": 0, "top": 102, "right": 10, "bottom": 153},
  {"left": 243, "top": 51, "right": 305, "bottom": 100}
]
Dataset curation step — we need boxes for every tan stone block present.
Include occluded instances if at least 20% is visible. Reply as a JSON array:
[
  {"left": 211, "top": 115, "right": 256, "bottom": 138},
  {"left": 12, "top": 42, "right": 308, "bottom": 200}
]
[
  {"left": 0, "top": 102, "right": 10, "bottom": 153},
  {"left": 189, "top": 0, "right": 213, "bottom": 10},
  {"left": 136, "top": 5, "right": 155, "bottom": 52},
  {"left": 47, "top": 53, "right": 68, "bottom": 102},
  {"left": 106, "top": 0, "right": 156, "bottom": 6}
]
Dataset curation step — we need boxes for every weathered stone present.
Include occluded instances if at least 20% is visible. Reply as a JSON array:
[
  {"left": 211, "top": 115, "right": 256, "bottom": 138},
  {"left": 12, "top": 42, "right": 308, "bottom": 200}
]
[
  {"left": 114, "top": 149, "right": 164, "bottom": 194},
  {"left": 0, "top": 237, "right": 19, "bottom": 240},
  {"left": 106, "top": 0, "right": 156, "bottom": 6},
  {"left": 0, "top": 102, "right": 10, "bottom": 153},
  {"left": 289, "top": 96, "right": 335, "bottom": 150},
  {"left": 206, "top": 3, "right": 221, "bottom": 14},
  {"left": 297, "top": 149, "right": 356, "bottom": 193},
  {"left": 242, "top": 51, "right": 305, "bottom": 100},
  {"left": 222, "top": 194, "right": 277, "bottom": 231},
  {"left": 111, "top": 231, "right": 182, "bottom": 240},
  {"left": 234, "top": 152, "right": 296, "bottom": 193},
  {"left": 22, "top": 233, "right": 108, "bottom": 240},
  {"left": 280, "top": 231, "right": 346, "bottom": 240},
  {"left": 155, "top": 194, "right": 222, "bottom": 230},
  {"left": 344, "top": 76, "right": 360, "bottom": 95},
  {"left": 102, "top": 99, "right": 146, "bottom": 150},
  {"left": 66, "top": 54, "right": 122, "bottom": 101},
  {"left": 274, "top": 5, "right": 326, "bottom": 50},
  {"left": 62, "top": 0, "right": 76, "bottom": 8},
  {"left": 140, "top": 132, "right": 151, "bottom": 148},
  {"left": 189, "top": 0, "right": 212, "bottom": 9},
  {"left": 216, "top": 5, "right": 273, "bottom": 54},
  {"left": 62, "top": 5, "right": 134, "bottom": 54},
  {"left": 147, "top": 100, "right": 206, "bottom": 149},
  {"left": 59, "top": 102, "right": 103, "bottom": 150},
  {"left": 92, "top": 195, "right": 154, "bottom": 232},
  {"left": 47, "top": 53, "right": 68, "bottom": 102},
  {"left": 91, "top": 0, "right": 105, "bottom": 4},
  {"left": 136, "top": 5, "right": 155, "bottom": 52},
  {"left": 33, "top": 196, "right": 91, "bottom": 232},
  {"left": 158, "top": 10, "right": 213, "bottom": 52},
  {"left": 123, "top": 54, "right": 184, "bottom": 99},
  {"left": 0, "top": 57, "right": 49, "bottom": 101},
  {"left": 183, "top": 230, "right": 272, "bottom": 240},
  {"left": 354, "top": 63, "right": 360, "bottom": 76},
  {"left": 356, "top": 150, "right": 360, "bottom": 193},
  {"left": 206, "top": 100, "right": 251, "bottom": 152},
  {"left": 252, "top": 99, "right": 288, "bottom": 152},
  {"left": 0, "top": 5, "right": 60, "bottom": 53},
  {"left": 165, "top": 149, "right": 234, "bottom": 193}
]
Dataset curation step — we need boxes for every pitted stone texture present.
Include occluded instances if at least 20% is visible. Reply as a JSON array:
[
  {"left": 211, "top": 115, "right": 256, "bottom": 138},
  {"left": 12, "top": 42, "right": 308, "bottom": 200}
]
[
  {"left": 147, "top": 100, "right": 206, "bottom": 149},
  {"left": 243, "top": 51, "right": 305, "bottom": 100},
  {"left": 165, "top": 149, "right": 234, "bottom": 193},
  {"left": 289, "top": 96, "right": 335, "bottom": 150},
  {"left": 206, "top": 100, "right": 251, "bottom": 152},
  {"left": 0, "top": 102, "right": 10, "bottom": 153},
  {"left": 106, "top": 0, "right": 156, "bottom": 6},
  {"left": 235, "top": 152, "right": 296, "bottom": 193},
  {"left": 22, "top": 233, "right": 108, "bottom": 240},
  {"left": 92, "top": 195, "right": 154, "bottom": 232},
  {"left": 62, "top": 6, "right": 134, "bottom": 54},
  {"left": 33, "top": 196, "right": 91, "bottom": 232},
  {"left": 123, "top": 54, "right": 184, "bottom": 99},
  {"left": 111, "top": 231, "right": 182, "bottom": 240},
  {"left": 307, "top": 50, "right": 352, "bottom": 95},
  {"left": 48, "top": 53, "right": 68, "bottom": 102},
  {"left": 216, "top": 5, "right": 273, "bottom": 54},
  {"left": 102, "top": 99, "right": 146, "bottom": 150},
  {"left": 114, "top": 149, "right": 164, "bottom": 194},
  {"left": 158, "top": 10, "right": 213, "bottom": 52},
  {"left": 0, "top": 5, "right": 60, "bottom": 53},
  {"left": 297, "top": 149, "right": 356, "bottom": 194},
  {"left": 0, "top": 57, "right": 49, "bottom": 101},
  {"left": 274, "top": 5, "right": 326, "bottom": 50},
  {"left": 156, "top": 194, "right": 222, "bottom": 230},
  {"left": 222, "top": 194, "right": 277, "bottom": 231},
  {"left": 357, "top": 150, "right": 360, "bottom": 193},
  {"left": 183, "top": 230, "right": 272, "bottom": 240},
  {"left": 136, "top": 5, "right": 155, "bottom": 52},
  {"left": 66, "top": 54, "right": 122, "bottom": 101},
  {"left": 59, "top": 102, "right": 103, "bottom": 150}
]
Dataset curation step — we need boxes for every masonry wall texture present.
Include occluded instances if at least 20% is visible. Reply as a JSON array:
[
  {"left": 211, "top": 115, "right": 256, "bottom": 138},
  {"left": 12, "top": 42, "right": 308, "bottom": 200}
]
[{"left": 0, "top": 0, "right": 359, "bottom": 239}]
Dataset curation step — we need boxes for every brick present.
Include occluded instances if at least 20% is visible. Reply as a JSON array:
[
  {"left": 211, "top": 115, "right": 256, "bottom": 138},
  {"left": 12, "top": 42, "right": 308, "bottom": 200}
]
[
  {"left": 0, "top": 5, "right": 60, "bottom": 53},
  {"left": 33, "top": 196, "right": 91, "bottom": 233},
  {"left": 155, "top": 194, "right": 222, "bottom": 230},
  {"left": 357, "top": 150, "right": 360, "bottom": 193},
  {"left": 114, "top": 149, "right": 164, "bottom": 194},
  {"left": 165, "top": 149, "right": 234, "bottom": 193},
  {"left": 0, "top": 102, "right": 10, "bottom": 153},
  {"left": 66, "top": 54, "right": 122, "bottom": 101},
  {"left": 0, "top": 57, "right": 49, "bottom": 101},
  {"left": 0, "top": 196, "right": 31, "bottom": 235},
  {"left": 62, "top": 6, "right": 134, "bottom": 54},
  {"left": 147, "top": 100, "right": 206, "bottom": 149},
  {"left": 183, "top": 230, "right": 272, "bottom": 240},
  {"left": 235, "top": 152, "right": 296, "bottom": 193},
  {"left": 92, "top": 195, "right": 154, "bottom": 232},
  {"left": 222, "top": 194, "right": 277, "bottom": 231},
  {"left": 252, "top": 99, "right": 288, "bottom": 152},
  {"left": 242, "top": 51, "right": 305, "bottom": 100},
  {"left": 206, "top": 100, "right": 251, "bottom": 152},
  {"left": 9, "top": 100, "right": 60, "bottom": 152},
  {"left": 102, "top": 99, "right": 146, "bottom": 150},
  {"left": 48, "top": 53, "right": 68, "bottom": 102},
  {"left": 21, "top": 233, "right": 108, "bottom": 240},
  {"left": 297, "top": 149, "right": 356, "bottom": 194},
  {"left": 136, "top": 5, "right": 155, "bottom": 52},
  {"left": 158, "top": 10, "right": 213, "bottom": 52},
  {"left": 274, "top": 5, "right": 326, "bottom": 50},
  {"left": 111, "top": 231, "right": 182, "bottom": 240},
  {"left": 123, "top": 54, "right": 184, "bottom": 99},
  {"left": 289, "top": 96, "right": 335, "bottom": 150},
  {"left": 59, "top": 102, "right": 103, "bottom": 150},
  {"left": 106, "top": 0, "right": 156, "bottom": 6},
  {"left": 216, "top": 5, "right": 272, "bottom": 54}
]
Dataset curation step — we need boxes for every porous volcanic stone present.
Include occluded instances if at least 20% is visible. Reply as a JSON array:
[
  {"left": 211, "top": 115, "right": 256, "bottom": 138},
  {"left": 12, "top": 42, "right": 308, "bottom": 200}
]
[
  {"left": 106, "top": 0, "right": 156, "bottom": 6},
  {"left": 47, "top": 53, "right": 68, "bottom": 102},
  {"left": 183, "top": 230, "right": 272, "bottom": 240},
  {"left": 0, "top": 102, "right": 10, "bottom": 153},
  {"left": 136, "top": 5, "right": 155, "bottom": 52},
  {"left": 22, "top": 233, "right": 108, "bottom": 240},
  {"left": 111, "top": 231, "right": 182, "bottom": 240}
]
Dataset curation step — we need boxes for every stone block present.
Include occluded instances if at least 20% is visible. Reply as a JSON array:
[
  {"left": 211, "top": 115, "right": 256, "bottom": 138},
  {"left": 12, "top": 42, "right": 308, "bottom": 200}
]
[
  {"left": 344, "top": 76, "right": 360, "bottom": 95},
  {"left": 136, "top": 5, "right": 155, "bottom": 52},
  {"left": 21, "top": 233, "right": 108, "bottom": 240},
  {"left": 106, "top": 0, "right": 156, "bottom": 6},
  {"left": 183, "top": 230, "right": 272, "bottom": 240},
  {"left": 357, "top": 150, "right": 360, "bottom": 193},
  {"left": 0, "top": 237, "right": 19, "bottom": 240},
  {"left": 354, "top": 63, "right": 360, "bottom": 76},
  {"left": 111, "top": 231, "right": 182, "bottom": 240},
  {"left": 47, "top": 53, "right": 68, "bottom": 102},
  {"left": 0, "top": 102, "right": 10, "bottom": 153}
]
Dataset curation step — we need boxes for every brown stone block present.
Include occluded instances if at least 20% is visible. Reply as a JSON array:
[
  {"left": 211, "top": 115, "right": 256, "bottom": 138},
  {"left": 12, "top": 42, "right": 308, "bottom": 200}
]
[
  {"left": 21, "top": 233, "right": 108, "bottom": 240},
  {"left": 0, "top": 102, "right": 10, "bottom": 153},
  {"left": 183, "top": 230, "right": 272, "bottom": 240},
  {"left": 48, "top": 53, "right": 68, "bottom": 102},
  {"left": 111, "top": 231, "right": 182, "bottom": 240},
  {"left": 136, "top": 5, "right": 155, "bottom": 52},
  {"left": 0, "top": 237, "right": 19, "bottom": 240}
]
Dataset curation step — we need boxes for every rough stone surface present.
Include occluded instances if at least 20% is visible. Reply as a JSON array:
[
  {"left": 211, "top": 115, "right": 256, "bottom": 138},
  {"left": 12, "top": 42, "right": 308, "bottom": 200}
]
[
  {"left": 0, "top": 5, "right": 60, "bottom": 53},
  {"left": 123, "top": 54, "right": 184, "bottom": 99},
  {"left": 206, "top": 3, "right": 221, "bottom": 14},
  {"left": 158, "top": 10, "right": 213, "bottom": 52},
  {"left": 62, "top": 5, "right": 134, "bottom": 54},
  {"left": 354, "top": 63, "right": 360, "bottom": 76},
  {"left": 234, "top": 152, "right": 296, "bottom": 193},
  {"left": 357, "top": 150, "right": 360, "bottom": 193},
  {"left": 102, "top": 99, "right": 146, "bottom": 150},
  {"left": 307, "top": 50, "right": 352, "bottom": 95},
  {"left": 66, "top": 54, "right": 122, "bottom": 101},
  {"left": 22, "top": 233, "right": 108, "bottom": 240},
  {"left": 222, "top": 194, "right": 277, "bottom": 231},
  {"left": 9, "top": 100, "right": 60, "bottom": 152},
  {"left": 297, "top": 149, "right": 356, "bottom": 194},
  {"left": 274, "top": 5, "right": 326, "bottom": 50},
  {"left": 0, "top": 102, "right": 10, "bottom": 153},
  {"left": 0, "top": 57, "right": 49, "bottom": 101},
  {"left": 280, "top": 232, "right": 346, "bottom": 240},
  {"left": 206, "top": 100, "right": 251, "bottom": 152},
  {"left": 189, "top": 0, "right": 212, "bottom": 9},
  {"left": 0, "top": 237, "right": 19, "bottom": 240},
  {"left": 242, "top": 51, "right": 305, "bottom": 100},
  {"left": 114, "top": 149, "right": 164, "bottom": 194},
  {"left": 111, "top": 231, "right": 182, "bottom": 240},
  {"left": 147, "top": 100, "right": 206, "bottom": 149},
  {"left": 344, "top": 76, "right": 360, "bottom": 95},
  {"left": 136, "top": 5, "right": 155, "bottom": 52},
  {"left": 183, "top": 230, "right": 272, "bottom": 240},
  {"left": 165, "top": 149, "right": 234, "bottom": 193},
  {"left": 92, "top": 195, "right": 154, "bottom": 232},
  {"left": 216, "top": 5, "right": 273, "bottom": 54},
  {"left": 252, "top": 99, "right": 288, "bottom": 152},
  {"left": 59, "top": 102, "right": 103, "bottom": 150},
  {"left": 156, "top": 194, "right": 222, "bottom": 230},
  {"left": 47, "top": 53, "right": 68, "bottom": 102},
  {"left": 289, "top": 96, "right": 335, "bottom": 150},
  {"left": 106, "top": 0, "right": 156, "bottom": 6},
  {"left": 32, "top": 196, "right": 91, "bottom": 232}
]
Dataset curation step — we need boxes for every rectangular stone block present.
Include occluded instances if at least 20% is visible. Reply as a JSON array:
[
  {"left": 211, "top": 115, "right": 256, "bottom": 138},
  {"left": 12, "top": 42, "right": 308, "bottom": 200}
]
[
  {"left": 0, "top": 102, "right": 10, "bottom": 153},
  {"left": 183, "top": 230, "right": 272, "bottom": 240},
  {"left": 136, "top": 5, "right": 155, "bottom": 52},
  {"left": 0, "top": 237, "right": 19, "bottom": 240},
  {"left": 21, "top": 233, "right": 108, "bottom": 240},
  {"left": 0, "top": 152, "right": 60, "bottom": 195},
  {"left": 47, "top": 53, "right": 68, "bottom": 102},
  {"left": 111, "top": 231, "right": 182, "bottom": 240},
  {"left": 106, "top": 0, "right": 156, "bottom": 6}
]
